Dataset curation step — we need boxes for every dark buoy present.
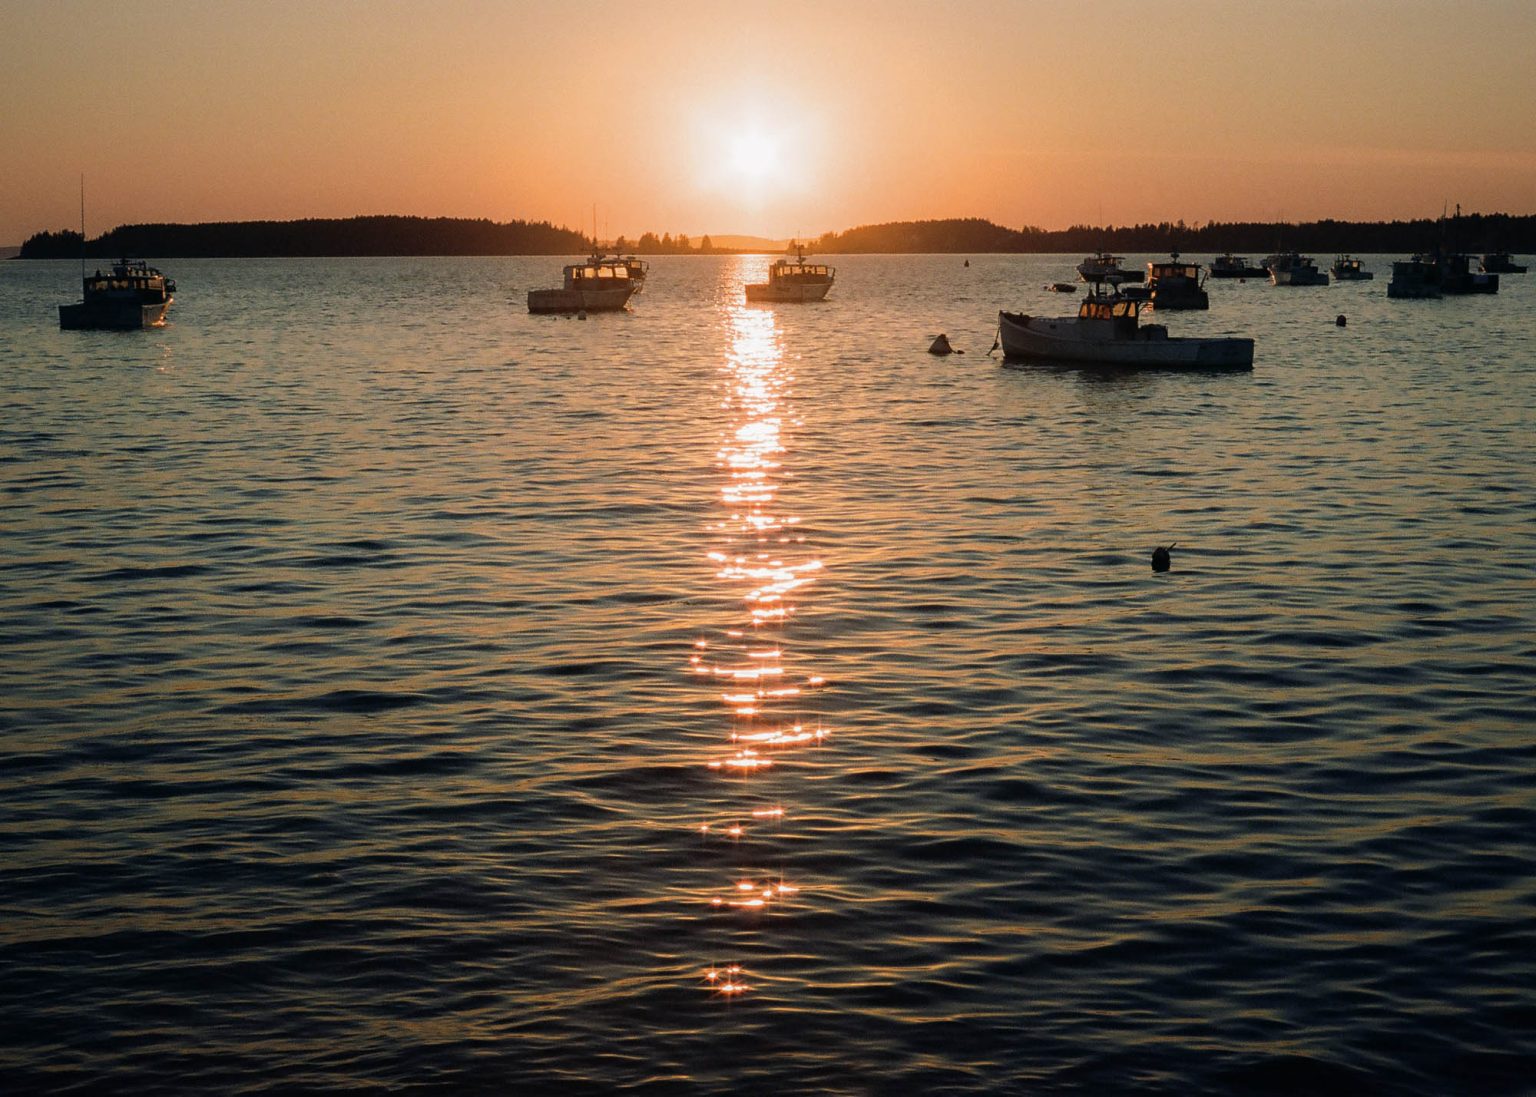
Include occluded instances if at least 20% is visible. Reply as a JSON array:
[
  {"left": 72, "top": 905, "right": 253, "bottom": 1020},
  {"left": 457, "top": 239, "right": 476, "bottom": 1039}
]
[
  {"left": 1151, "top": 543, "right": 1175, "bottom": 572},
  {"left": 929, "top": 333, "right": 955, "bottom": 356},
  {"left": 1336, "top": 314, "right": 1347, "bottom": 327},
  {"left": 964, "top": 259, "right": 970, "bottom": 267}
]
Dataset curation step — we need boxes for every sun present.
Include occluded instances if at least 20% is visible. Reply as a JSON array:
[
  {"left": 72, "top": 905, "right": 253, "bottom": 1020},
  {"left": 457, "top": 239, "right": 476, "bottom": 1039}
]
[{"left": 729, "top": 131, "right": 778, "bottom": 181}]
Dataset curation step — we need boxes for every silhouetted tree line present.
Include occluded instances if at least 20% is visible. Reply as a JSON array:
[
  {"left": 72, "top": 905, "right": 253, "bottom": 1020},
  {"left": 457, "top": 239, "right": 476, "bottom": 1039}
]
[
  {"left": 20, "top": 212, "right": 1536, "bottom": 260},
  {"left": 816, "top": 215, "right": 1536, "bottom": 254},
  {"left": 19, "top": 216, "right": 589, "bottom": 258},
  {"left": 611, "top": 232, "right": 721, "bottom": 254}
]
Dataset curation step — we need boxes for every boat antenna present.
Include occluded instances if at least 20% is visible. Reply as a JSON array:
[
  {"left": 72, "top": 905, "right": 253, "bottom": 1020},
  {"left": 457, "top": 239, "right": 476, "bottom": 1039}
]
[{"left": 79, "top": 173, "right": 86, "bottom": 282}]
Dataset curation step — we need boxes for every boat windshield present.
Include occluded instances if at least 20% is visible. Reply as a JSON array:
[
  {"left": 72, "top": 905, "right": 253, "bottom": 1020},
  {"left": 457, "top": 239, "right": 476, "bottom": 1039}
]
[
  {"left": 772, "top": 262, "right": 832, "bottom": 280},
  {"left": 569, "top": 263, "right": 630, "bottom": 283},
  {"left": 1078, "top": 298, "right": 1138, "bottom": 321}
]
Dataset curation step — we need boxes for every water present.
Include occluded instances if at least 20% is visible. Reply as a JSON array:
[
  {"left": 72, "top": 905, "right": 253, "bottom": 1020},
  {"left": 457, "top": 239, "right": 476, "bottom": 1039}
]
[{"left": 2, "top": 255, "right": 1533, "bottom": 1094}]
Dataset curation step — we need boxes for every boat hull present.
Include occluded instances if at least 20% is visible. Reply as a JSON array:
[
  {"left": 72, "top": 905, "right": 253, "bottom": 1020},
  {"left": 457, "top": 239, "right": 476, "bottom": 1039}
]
[
  {"left": 1331, "top": 270, "right": 1375, "bottom": 281},
  {"left": 745, "top": 281, "right": 832, "bottom": 303},
  {"left": 1148, "top": 288, "right": 1208, "bottom": 310},
  {"left": 59, "top": 299, "right": 170, "bottom": 330},
  {"left": 997, "top": 311, "right": 1253, "bottom": 370},
  {"left": 1443, "top": 274, "right": 1499, "bottom": 295},
  {"left": 527, "top": 286, "right": 636, "bottom": 313}
]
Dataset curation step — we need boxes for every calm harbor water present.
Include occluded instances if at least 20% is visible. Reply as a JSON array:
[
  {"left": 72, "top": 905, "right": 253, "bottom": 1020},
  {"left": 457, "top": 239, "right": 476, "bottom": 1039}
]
[{"left": 2, "top": 254, "right": 1533, "bottom": 1094}]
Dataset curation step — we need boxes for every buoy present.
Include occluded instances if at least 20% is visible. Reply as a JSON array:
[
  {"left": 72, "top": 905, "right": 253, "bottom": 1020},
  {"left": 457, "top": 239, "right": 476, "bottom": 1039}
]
[
  {"left": 1151, "top": 543, "right": 1175, "bottom": 572},
  {"left": 1336, "top": 314, "right": 1347, "bottom": 327},
  {"left": 964, "top": 259, "right": 970, "bottom": 267},
  {"left": 929, "top": 333, "right": 955, "bottom": 356},
  {"left": 577, "top": 310, "right": 588, "bottom": 320}
]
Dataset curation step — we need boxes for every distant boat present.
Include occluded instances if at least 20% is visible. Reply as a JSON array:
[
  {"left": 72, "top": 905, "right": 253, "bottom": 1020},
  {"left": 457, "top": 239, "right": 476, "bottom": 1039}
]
[
  {"left": 1146, "top": 252, "right": 1209, "bottom": 310},
  {"left": 1046, "top": 282, "right": 1077, "bottom": 293},
  {"left": 1268, "top": 252, "right": 1329, "bottom": 287},
  {"left": 1076, "top": 251, "right": 1143, "bottom": 283},
  {"left": 997, "top": 285, "right": 1253, "bottom": 369},
  {"left": 1209, "top": 253, "right": 1266, "bottom": 279},
  {"left": 1480, "top": 251, "right": 1527, "bottom": 274},
  {"left": 527, "top": 257, "right": 639, "bottom": 313},
  {"left": 1330, "top": 255, "right": 1374, "bottom": 281},
  {"left": 745, "top": 242, "right": 835, "bottom": 303},
  {"left": 58, "top": 258, "right": 176, "bottom": 330}
]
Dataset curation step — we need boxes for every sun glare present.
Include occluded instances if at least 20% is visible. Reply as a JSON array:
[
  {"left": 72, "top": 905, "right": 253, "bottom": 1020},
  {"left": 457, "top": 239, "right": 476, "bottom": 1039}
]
[{"left": 730, "top": 132, "right": 778, "bottom": 181}]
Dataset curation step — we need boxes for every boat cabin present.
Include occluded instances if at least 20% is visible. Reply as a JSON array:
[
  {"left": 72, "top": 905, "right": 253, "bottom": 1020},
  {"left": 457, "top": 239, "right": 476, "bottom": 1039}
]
[
  {"left": 564, "top": 261, "right": 636, "bottom": 289},
  {"left": 767, "top": 258, "right": 834, "bottom": 286},
  {"left": 589, "top": 253, "right": 648, "bottom": 281},
  {"left": 1077, "top": 295, "right": 1141, "bottom": 337},
  {"left": 1148, "top": 258, "right": 1201, "bottom": 284},
  {"left": 83, "top": 258, "right": 174, "bottom": 301}
]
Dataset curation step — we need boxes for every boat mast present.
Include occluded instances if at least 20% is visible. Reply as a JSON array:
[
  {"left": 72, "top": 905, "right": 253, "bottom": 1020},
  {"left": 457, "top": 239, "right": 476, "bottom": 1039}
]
[{"left": 79, "top": 174, "right": 86, "bottom": 282}]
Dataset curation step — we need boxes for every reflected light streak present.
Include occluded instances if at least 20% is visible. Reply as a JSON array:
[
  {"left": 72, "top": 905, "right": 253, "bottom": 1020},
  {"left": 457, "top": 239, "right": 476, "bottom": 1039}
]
[{"left": 688, "top": 292, "right": 831, "bottom": 998}]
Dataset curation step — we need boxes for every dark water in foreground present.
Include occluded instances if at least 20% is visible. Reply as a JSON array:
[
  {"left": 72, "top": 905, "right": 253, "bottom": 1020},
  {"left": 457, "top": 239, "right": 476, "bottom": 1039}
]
[{"left": 2, "top": 255, "right": 1534, "bottom": 1094}]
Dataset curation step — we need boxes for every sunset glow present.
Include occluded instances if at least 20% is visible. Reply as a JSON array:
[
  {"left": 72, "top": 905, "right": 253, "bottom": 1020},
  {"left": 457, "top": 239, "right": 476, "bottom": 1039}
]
[{"left": 4, "top": 2, "right": 1534, "bottom": 245}]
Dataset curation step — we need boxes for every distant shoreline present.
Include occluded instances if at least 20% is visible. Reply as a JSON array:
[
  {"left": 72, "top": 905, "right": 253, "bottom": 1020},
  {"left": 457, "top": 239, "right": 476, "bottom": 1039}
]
[{"left": 15, "top": 213, "right": 1536, "bottom": 260}]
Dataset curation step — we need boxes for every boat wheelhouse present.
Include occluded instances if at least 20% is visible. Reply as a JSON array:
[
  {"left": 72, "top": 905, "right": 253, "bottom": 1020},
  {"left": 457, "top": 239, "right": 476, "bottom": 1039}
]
[
  {"left": 1330, "top": 255, "right": 1374, "bottom": 281},
  {"left": 1146, "top": 253, "right": 1209, "bottom": 310},
  {"left": 1387, "top": 256, "right": 1442, "bottom": 299},
  {"left": 745, "top": 243, "right": 835, "bottom": 303},
  {"left": 527, "top": 259, "right": 639, "bottom": 313},
  {"left": 997, "top": 286, "right": 1253, "bottom": 370},
  {"left": 591, "top": 253, "right": 649, "bottom": 288},
  {"left": 58, "top": 258, "right": 176, "bottom": 330}
]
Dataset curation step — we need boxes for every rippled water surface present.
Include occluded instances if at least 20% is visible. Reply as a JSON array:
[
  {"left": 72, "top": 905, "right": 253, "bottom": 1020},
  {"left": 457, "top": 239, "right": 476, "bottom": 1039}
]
[{"left": 2, "top": 255, "right": 1534, "bottom": 1094}]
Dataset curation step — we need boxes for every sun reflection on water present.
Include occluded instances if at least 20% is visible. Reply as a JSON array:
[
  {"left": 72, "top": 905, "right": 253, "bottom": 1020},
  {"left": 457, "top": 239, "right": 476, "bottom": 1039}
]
[{"left": 688, "top": 282, "right": 829, "bottom": 998}]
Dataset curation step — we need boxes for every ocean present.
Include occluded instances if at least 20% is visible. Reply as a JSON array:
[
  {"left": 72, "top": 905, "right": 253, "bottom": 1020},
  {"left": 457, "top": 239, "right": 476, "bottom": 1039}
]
[{"left": 2, "top": 254, "right": 1533, "bottom": 1094}]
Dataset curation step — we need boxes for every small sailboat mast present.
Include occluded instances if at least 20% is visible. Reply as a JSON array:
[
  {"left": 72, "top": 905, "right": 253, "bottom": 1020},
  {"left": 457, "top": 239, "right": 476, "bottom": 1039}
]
[{"left": 79, "top": 173, "right": 86, "bottom": 282}]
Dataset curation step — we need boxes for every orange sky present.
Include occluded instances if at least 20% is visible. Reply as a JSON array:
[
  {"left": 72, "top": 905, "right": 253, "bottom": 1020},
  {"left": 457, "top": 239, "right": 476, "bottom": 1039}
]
[{"left": 4, "top": 0, "right": 1536, "bottom": 245}]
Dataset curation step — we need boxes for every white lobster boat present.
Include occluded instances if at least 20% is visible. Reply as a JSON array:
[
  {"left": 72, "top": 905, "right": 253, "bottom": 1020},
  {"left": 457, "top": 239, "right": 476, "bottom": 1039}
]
[
  {"left": 1075, "top": 251, "right": 1144, "bottom": 284},
  {"left": 745, "top": 243, "right": 835, "bottom": 303},
  {"left": 997, "top": 288, "right": 1253, "bottom": 370},
  {"left": 1268, "top": 252, "right": 1329, "bottom": 286},
  {"left": 528, "top": 258, "right": 638, "bottom": 313}
]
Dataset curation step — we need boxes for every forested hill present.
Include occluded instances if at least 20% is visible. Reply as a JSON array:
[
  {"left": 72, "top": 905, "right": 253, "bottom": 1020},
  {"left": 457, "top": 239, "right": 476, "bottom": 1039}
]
[
  {"left": 18, "top": 212, "right": 1536, "bottom": 259},
  {"left": 19, "top": 216, "right": 588, "bottom": 258},
  {"left": 816, "top": 215, "right": 1536, "bottom": 254}
]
